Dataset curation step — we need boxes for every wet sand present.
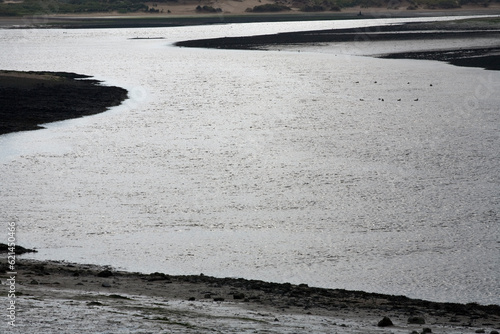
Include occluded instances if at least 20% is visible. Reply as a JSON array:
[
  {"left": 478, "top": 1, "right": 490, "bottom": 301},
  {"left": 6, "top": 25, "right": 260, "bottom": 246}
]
[{"left": 2, "top": 257, "right": 499, "bottom": 333}]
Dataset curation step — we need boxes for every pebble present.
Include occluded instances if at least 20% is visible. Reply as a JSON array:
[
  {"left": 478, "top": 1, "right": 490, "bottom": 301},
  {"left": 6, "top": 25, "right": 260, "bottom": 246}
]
[{"left": 233, "top": 292, "right": 245, "bottom": 300}]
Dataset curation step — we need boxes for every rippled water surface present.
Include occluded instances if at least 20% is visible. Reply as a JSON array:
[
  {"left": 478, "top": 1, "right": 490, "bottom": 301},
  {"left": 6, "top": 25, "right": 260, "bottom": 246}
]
[{"left": 1, "top": 16, "right": 499, "bottom": 305}]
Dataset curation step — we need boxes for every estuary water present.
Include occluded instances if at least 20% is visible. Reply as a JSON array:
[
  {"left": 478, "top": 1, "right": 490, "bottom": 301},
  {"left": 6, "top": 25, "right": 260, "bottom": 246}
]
[{"left": 1, "top": 16, "right": 499, "bottom": 305}]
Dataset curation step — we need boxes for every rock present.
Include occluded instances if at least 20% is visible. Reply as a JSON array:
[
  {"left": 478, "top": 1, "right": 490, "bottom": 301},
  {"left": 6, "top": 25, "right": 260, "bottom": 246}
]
[
  {"left": 233, "top": 292, "right": 245, "bottom": 300},
  {"left": 490, "top": 331, "right": 499, "bottom": 334},
  {"left": 101, "top": 282, "right": 112, "bottom": 288},
  {"left": 475, "top": 330, "right": 485, "bottom": 334},
  {"left": 108, "top": 294, "right": 130, "bottom": 300},
  {"left": 97, "top": 270, "right": 113, "bottom": 278},
  {"left": 408, "top": 316, "right": 426, "bottom": 324},
  {"left": 213, "top": 297, "right": 225, "bottom": 302},
  {"left": 188, "top": 297, "right": 195, "bottom": 301},
  {"left": 29, "top": 280, "right": 39, "bottom": 285},
  {"left": 422, "top": 328, "right": 432, "bottom": 333},
  {"left": 378, "top": 316, "right": 393, "bottom": 327}
]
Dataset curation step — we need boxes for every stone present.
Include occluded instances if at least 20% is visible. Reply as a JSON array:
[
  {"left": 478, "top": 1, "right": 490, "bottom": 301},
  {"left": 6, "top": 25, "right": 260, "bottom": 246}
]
[
  {"left": 422, "top": 328, "right": 432, "bottom": 333},
  {"left": 101, "top": 282, "right": 112, "bottom": 288},
  {"left": 233, "top": 292, "right": 245, "bottom": 300},
  {"left": 97, "top": 270, "right": 113, "bottom": 278},
  {"left": 377, "top": 316, "right": 393, "bottom": 327}
]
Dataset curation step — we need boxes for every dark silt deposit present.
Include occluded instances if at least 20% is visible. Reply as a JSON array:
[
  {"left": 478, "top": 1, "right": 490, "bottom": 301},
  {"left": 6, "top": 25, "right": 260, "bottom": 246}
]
[
  {"left": 0, "top": 70, "right": 128, "bottom": 135},
  {"left": 380, "top": 47, "right": 500, "bottom": 71},
  {"left": 8, "top": 257, "right": 500, "bottom": 331},
  {"left": 175, "top": 19, "right": 500, "bottom": 71}
]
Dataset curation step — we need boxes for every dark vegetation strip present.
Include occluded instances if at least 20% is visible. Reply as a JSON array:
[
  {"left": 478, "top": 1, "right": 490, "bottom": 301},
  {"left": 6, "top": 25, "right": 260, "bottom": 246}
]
[
  {"left": 0, "top": 71, "right": 128, "bottom": 135},
  {"left": 1, "top": 0, "right": 500, "bottom": 17}
]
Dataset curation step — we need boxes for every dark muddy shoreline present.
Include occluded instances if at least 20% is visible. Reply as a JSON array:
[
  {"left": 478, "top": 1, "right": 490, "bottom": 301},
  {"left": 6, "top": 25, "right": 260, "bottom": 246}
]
[
  {"left": 4, "top": 257, "right": 500, "bottom": 331},
  {"left": 0, "top": 70, "right": 128, "bottom": 135},
  {"left": 175, "top": 19, "right": 500, "bottom": 70},
  {"left": 380, "top": 47, "right": 500, "bottom": 70}
]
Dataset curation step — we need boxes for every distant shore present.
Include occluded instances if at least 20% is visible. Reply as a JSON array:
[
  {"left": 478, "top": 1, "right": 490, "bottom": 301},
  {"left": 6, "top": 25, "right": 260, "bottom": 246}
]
[
  {"left": 1, "top": 4, "right": 499, "bottom": 28},
  {"left": 0, "top": 71, "right": 128, "bottom": 135}
]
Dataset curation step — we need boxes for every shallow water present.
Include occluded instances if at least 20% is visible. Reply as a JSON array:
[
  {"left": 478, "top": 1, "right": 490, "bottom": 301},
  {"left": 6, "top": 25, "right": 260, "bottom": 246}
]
[{"left": 1, "top": 16, "right": 499, "bottom": 305}]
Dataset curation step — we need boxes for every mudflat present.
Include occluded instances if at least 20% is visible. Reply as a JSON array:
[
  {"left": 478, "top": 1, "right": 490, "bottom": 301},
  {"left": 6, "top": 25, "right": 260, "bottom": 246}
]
[
  {"left": 0, "top": 71, "right": 128, "bottom": 135},
  {"left": 2, "top": 257, "right": 499, "bottom": 333}
]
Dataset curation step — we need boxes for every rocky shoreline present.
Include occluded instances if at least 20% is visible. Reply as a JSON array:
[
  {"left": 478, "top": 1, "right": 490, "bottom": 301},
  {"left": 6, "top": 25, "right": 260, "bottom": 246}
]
[
  {"left": 1, "top": 257, "right": 499, "bottom": 333},
  {"left": 0, "top": 70, "right": 128, "bottom": 135}
]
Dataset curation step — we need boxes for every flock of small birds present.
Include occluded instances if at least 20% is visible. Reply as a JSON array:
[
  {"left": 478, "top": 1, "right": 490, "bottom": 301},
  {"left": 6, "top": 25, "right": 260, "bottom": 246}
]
[{"left": 355, "top": 80, "right": 434, "bottom": 102}]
